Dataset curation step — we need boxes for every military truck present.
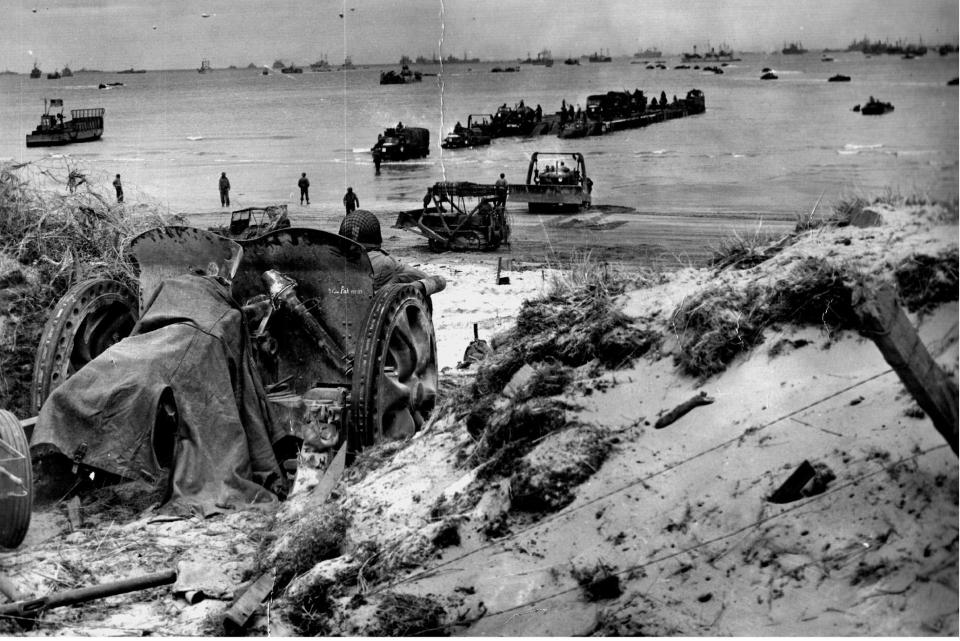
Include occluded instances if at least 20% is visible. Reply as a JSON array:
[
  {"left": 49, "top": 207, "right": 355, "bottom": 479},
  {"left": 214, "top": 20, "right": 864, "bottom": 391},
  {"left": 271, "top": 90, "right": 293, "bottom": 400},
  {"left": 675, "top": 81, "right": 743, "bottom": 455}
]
[{"left": 371, "top": 126, "right": 430, "bottom": 161}]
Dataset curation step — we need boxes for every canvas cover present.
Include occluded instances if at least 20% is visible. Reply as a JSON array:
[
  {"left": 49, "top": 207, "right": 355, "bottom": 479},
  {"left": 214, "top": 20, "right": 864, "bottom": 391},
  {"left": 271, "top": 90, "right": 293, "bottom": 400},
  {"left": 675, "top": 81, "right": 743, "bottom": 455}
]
[{"left": 31, "top": 273, "right": 287, "bottom": 516}]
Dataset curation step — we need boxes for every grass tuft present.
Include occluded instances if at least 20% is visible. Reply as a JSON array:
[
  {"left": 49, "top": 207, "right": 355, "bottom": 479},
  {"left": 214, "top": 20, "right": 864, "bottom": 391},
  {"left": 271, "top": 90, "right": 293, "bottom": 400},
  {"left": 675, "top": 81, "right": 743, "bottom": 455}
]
[
  {"left": 893, "top": 249, "right": 959, "bottom": 313},
  {"left": 368, "top": 592, "right": 448, "bottom": 636},
  {"left": 264, "top": 505, "right": 349, "bottom": 590},
  {"left": 673, "top": 258, "right": 861, "bottom": 378}
]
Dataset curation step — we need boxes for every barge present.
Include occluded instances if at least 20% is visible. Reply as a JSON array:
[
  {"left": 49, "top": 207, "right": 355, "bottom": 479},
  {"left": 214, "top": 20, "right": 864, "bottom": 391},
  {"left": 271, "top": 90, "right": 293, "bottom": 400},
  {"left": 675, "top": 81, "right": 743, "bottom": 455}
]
[{"left": 25, "top": 99, "right": 104, "bottom": 147}]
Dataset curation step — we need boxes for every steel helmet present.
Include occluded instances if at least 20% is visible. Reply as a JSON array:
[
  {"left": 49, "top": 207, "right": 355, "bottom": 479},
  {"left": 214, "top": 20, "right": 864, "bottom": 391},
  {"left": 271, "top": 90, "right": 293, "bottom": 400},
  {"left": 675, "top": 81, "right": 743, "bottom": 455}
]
[{"left": 339, "top": 209, "right": 382, "bottom": 247}]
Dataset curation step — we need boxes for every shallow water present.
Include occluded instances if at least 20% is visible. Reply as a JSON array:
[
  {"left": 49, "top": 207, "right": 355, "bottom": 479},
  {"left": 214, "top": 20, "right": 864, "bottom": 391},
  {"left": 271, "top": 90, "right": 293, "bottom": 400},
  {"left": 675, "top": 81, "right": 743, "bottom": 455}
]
[{"left": 1, "top": 53, "right": 956, "bottom": 264}]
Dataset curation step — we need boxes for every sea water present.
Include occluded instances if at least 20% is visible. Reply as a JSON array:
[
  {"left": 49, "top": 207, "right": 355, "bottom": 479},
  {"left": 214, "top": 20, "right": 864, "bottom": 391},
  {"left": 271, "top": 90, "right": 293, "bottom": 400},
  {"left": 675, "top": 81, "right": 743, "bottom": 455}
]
[{"left": 1, "top": 53, "right": 956, "bottom": 218}]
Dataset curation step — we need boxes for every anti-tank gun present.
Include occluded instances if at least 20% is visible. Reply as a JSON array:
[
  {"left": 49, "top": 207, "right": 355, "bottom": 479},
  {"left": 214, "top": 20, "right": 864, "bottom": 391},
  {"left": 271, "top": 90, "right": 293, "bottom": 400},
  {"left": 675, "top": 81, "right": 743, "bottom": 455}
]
[{"left": 7, "top": 226, "right": 444, "bottom": 536}]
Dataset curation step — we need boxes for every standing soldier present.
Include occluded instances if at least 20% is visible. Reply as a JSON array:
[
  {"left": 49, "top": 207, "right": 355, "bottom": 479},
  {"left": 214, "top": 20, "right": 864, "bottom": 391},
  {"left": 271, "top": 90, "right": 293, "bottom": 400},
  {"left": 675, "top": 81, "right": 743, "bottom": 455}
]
[
  {"left": 372, "top": 148, "right": 382, "bottom": 175},
  {"left": 112, "top": 174, "right": 124, "bottom": 202},
  {"left": 494, "top": 173, "right": 508, "bottom": 207},
  {"left": 343, "top": 186, "right": 359, "bottom": 214},
  {"left": 298, "top": 172, "right": 310, "bottom": 205},
  {"left": 219, "top": 172, "right": 231, "bottom": 207}
]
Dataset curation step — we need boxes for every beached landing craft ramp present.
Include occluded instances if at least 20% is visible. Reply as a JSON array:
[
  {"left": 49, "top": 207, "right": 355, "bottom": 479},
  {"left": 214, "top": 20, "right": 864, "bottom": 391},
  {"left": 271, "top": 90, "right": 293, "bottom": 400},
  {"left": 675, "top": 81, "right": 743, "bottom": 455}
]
[{"left": 506, "top": 151, "right": 593, "bottom": 212}]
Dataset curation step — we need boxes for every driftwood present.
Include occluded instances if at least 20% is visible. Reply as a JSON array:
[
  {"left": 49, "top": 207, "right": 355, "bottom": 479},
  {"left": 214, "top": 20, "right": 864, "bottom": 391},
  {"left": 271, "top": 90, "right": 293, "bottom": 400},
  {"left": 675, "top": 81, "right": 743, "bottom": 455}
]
[
  {"left": 852, "top": 282, "right": 958, "bottom": 454},
  {"left": 654, "top": 391, "right": 715, "bottom": 429}
]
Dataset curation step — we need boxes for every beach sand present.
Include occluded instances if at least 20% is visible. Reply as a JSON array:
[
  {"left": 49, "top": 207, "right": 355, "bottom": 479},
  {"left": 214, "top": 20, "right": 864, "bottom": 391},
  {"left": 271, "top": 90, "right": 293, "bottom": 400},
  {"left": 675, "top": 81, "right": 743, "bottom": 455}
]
[{"left": 0, "top": 189, "right": 956, "bottom": 635}]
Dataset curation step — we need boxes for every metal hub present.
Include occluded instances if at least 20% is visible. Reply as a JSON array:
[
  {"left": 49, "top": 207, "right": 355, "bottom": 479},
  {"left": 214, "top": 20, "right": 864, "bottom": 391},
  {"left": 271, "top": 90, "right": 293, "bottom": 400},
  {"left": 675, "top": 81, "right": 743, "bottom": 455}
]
[
  {"left": 351, "top": 283, "right": 438, "bottom": 450},
  {"left": 32, "top": 278, "right": 138, "bottom": 413}
]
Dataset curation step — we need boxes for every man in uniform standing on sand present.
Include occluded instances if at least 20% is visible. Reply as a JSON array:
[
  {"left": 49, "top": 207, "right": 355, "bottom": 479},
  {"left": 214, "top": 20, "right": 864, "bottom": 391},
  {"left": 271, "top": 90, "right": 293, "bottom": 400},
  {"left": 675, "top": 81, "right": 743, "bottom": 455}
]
[
  {"left": 494, "top": 173, "right": 508, "bottom": 207},
  {"left": 219, "top": 172, "right": 231, "bottom": 207},
  {"left": 298, "top": 172, "right": 310, "bottom": 205},
  {"left": 112, "top": 174, "right": 123, "bottom": 203},
  {"left": 343, "top": 187, "right": 359, "bottom": 214}
]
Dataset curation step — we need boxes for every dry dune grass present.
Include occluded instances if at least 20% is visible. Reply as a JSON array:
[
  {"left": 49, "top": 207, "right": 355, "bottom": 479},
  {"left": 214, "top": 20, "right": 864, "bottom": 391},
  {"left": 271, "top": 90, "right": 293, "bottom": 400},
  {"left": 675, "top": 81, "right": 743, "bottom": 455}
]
[{"left": 0, "top": 161, "right": 181, "bottom": 416}]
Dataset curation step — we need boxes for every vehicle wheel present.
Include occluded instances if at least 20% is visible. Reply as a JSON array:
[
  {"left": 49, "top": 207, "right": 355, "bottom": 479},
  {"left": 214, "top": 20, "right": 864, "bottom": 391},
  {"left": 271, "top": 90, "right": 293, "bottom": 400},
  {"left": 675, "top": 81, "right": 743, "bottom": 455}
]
[
  {"left": 31, "top": 278, "right": 138, "bottom": 413},
  {"left": 0, "top": 409, "right": 32, "bottom": 549},
  {"left": 350, "top": 283, "right": 438, "bottom": 451}
]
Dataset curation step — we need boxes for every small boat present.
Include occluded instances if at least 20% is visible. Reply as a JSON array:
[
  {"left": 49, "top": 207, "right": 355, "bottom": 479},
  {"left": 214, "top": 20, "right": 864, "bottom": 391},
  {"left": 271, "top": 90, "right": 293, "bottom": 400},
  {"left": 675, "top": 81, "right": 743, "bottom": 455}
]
[
  {"left": 46, "top": 71, "right": 61, "bottom": 79},
  {"left": 25, "top": 98, "right": 105, "bottom": 147},
  {"left": 564, "top": 58, "right": 580, "bottom": 65},
  {"left": 821, "top": 56, "right": 835, "bottom": 62},
  {"left": 29, "top": 62, "right": 41, "bottom": 79},
  {"left": 490, "top": 66, "right": 519, "bottom": 73},
  {"left": 380, "top": 65, "right": 422, "bottom": 84},
  {"left": 198, "top": 59, "right": 212, "bottom": 73},
  {"left": 860, "top": 97, "right": 894, "bottom": 115},
  {"left": 280, "top": 65, "right": 303, "bottom": 74},
  {"left": 261, "top": 68, "right": 269, "bottom": 75},
  {"left": 61, "top": 65, "right": 73, "bottom": 77},
  {"left": 760, "top": 71, "right": 778, "bottom": 80},
  {"left": 827, "top": 74, "right": 851, "bottom": 82},
  {"left": 117, "top": 67, "right": 146, "bottom": 74},
  {"left": 98, "top": 82, "right": 124, "bottom": 89}
]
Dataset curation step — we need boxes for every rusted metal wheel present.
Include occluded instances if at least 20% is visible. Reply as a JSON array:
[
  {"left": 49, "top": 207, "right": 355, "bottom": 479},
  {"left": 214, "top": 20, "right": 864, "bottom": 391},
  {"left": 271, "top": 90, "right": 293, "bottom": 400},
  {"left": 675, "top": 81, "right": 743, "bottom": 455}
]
[
  {"left": 31, "top": 278, "right": 138, "bottom": 413},
  {"left": 350, "top": 283, "right": 438, "bottom": 450},
  {"left": 0, "top": 410, "right": 32, "bottom": 549}
]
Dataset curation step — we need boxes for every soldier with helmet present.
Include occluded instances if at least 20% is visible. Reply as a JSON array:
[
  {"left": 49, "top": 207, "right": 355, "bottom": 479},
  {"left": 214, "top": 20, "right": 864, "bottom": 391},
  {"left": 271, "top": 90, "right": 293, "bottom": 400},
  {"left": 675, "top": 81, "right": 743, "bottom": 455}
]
[{"left": 338, "top": 209, "right": 427, "bottom": 290}]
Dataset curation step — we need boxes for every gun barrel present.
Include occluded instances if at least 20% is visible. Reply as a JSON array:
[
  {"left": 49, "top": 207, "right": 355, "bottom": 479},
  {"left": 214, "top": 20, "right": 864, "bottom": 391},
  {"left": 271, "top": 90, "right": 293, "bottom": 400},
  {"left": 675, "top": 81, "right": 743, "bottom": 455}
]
[{"left": 0, "top": 569, "right": 177, "bottom": 618}]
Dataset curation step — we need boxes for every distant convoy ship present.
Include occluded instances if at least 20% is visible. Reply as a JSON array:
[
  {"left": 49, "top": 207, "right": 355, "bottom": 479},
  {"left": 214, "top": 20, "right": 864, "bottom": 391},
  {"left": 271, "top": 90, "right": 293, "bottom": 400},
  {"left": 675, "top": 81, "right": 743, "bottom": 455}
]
[
  {"left": 782, "top": 42, "right": 808, "bottom": 55},
  {"left": 25, "top": 98, "right": 105, "bottom": 147},
  {"left": 29, "top": 62, "right": 41, "bottom": 79},
  {"left": 198, "top": 59, "right": 212, "bottom": 73},
  {"left": 633, "top": 47, "right": 663, "bottom": 58},
  {"left": 521, "top": 49, "right": 554, "bottom": 67}
]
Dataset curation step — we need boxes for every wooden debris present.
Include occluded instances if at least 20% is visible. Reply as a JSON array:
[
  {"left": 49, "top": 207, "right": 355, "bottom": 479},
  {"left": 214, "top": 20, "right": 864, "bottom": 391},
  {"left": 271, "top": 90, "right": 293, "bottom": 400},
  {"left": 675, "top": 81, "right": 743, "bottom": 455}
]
[
  {"left": 654, "top": 391, "right": 715, "bottom": 429},
  {"left": 852, "top": 282, "right": 958, "bottom": 454}
]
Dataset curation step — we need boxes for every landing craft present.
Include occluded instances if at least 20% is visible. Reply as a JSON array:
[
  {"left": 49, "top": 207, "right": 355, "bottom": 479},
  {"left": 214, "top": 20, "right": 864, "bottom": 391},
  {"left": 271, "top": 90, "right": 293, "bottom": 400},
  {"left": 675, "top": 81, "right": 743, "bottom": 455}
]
[{"left": 201, "top": 12, "right": 210, "bottom": 18}]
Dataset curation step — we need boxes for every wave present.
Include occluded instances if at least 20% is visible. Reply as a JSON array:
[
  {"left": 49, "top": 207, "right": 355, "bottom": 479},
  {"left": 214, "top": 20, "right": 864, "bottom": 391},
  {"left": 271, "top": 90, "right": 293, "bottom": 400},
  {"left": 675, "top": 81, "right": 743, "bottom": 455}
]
[
  {"left": 838, "top": 143, "right": 883, "bottom": 155},
  {"left": 186, "top": 136, "right": 204, "bottom": 141},
  {"left": 894, "top": 149, "right": 939, "bottom": 157}
]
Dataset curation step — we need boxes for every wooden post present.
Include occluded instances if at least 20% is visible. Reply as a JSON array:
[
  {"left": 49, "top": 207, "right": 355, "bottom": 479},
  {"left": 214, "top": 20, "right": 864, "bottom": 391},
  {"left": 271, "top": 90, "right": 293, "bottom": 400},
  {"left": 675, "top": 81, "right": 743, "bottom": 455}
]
[{"left": 852, "top": 282, "right": 958, "bottom": 454}]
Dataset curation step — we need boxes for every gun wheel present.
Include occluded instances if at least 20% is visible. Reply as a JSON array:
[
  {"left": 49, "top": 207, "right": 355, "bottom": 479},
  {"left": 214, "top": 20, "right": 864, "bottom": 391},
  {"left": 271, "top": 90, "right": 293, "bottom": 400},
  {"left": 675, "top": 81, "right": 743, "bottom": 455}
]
[
  {"left": 31, "top": 278, "right": 138, "bottom": 413},
  {"left": 0, "top": 410, "right": 32, "bottom": 549},
  {"left": 351, "top": 283, "right": 437, "bottom": 451}
]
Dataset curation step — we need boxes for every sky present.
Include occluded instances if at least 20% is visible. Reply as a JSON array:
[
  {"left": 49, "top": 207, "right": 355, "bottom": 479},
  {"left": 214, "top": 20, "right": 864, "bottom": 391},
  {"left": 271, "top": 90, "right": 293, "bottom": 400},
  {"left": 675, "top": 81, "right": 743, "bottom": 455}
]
[{"left": 2, "top": 0, "right": 957, "bottom": 71}]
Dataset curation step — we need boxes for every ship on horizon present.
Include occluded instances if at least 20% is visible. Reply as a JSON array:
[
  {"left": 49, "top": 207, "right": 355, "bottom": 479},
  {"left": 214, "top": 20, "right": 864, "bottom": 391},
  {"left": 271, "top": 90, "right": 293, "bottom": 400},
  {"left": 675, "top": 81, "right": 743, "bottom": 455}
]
[{"left": 633, "top": 46, "right": 662, "bottom": 58}]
